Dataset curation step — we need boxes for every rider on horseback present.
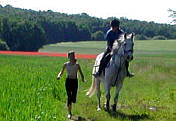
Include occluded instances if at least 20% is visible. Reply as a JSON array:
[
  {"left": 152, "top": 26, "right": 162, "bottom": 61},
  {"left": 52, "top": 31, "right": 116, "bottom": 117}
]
[{"left": 93, "top": 19, "right": 134, "bottom": 78}]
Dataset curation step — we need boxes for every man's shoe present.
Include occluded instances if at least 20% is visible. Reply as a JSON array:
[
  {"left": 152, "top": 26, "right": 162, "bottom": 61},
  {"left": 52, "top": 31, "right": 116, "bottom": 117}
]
[{"left": 127, "top": 73, "right": 134, "bottom": 78}]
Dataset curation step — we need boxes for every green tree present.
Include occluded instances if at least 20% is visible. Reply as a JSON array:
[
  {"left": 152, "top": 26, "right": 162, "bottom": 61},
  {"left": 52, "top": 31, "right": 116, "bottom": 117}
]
[
  {"left": 1, "top": 18, "right": 46, "bottom": 51},
  {"left": 0, "top": 39, "right": 9, "bottom": 50},
  {"left": 135, "top": 34, "right": 149, "bottom": 40},
  {"left": 77, "top": 25, "right": 91, "bottom": 41},
  {"left": 169, "top": 9, "right": 176, "bottom": 23},
  {"left": 0, "top": 4, "right": 176, "bottom": 52},
  {"left": 152, "top": 35, "right": 167, "bottom": 40},
  {"left": 15, "top": 21, "right": 46, "bottom": 51},
  {"left": 91, "top": 31, "right": 105, "bottom": 40}
]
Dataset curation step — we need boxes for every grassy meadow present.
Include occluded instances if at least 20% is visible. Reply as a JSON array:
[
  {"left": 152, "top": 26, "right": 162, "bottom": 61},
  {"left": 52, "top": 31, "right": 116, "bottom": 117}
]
[
  {"left": 1, "top": 40, "right": 176, "bottom": 121},
  {"left": 39, "top": 40, "right": 176, "bottom": 57}
]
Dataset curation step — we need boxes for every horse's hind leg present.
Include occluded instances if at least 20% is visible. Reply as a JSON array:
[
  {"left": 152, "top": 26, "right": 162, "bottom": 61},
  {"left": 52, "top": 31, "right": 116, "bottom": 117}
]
[{"left": 96, "top": 78, "right": 101, "bottom": 111}]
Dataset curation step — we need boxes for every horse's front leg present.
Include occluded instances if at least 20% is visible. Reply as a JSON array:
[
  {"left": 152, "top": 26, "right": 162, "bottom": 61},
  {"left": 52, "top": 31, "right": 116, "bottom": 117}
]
[
  {"left": 112, "top": 80, "right": 123, "bottom": 112},
  {"left": 104, "top": 82, "right": 110, "bottom": 111},
  {"left": 95, "top": 78, "right": 101, "bottom": 111}
]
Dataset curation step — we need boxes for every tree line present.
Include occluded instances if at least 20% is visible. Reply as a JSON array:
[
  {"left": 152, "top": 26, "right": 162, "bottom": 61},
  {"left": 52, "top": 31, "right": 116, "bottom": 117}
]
[{"left": 0, "top": 5, "right": 176, "bottom": 51}]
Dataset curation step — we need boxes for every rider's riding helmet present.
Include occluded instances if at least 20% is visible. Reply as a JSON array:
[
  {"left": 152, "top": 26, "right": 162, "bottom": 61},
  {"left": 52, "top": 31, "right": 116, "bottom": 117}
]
[{"left": 110, "top": 19, "right": 120, "bottom": 27}]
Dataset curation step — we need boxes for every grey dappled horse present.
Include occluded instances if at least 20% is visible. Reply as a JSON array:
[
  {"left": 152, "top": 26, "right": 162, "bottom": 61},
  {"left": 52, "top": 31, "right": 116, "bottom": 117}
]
[{"left": 86, "top": 33, "right": 134, "bottom": 112}]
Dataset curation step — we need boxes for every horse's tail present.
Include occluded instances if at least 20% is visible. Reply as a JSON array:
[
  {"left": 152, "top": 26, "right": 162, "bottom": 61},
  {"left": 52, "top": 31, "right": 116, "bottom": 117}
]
[
  {"left": 86, "top": 75, "right": 96, "bottom": 97},
  {"left": 86, "top": 53, "right": 102, "bottom": 97}
]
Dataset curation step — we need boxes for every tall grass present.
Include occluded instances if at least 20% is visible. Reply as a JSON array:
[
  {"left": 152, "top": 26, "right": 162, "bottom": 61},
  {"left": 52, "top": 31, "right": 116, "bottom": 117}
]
[
  {"left": 1, "top": 39, "right": 176, "bottom": 121},
  {"left": 0, "top": 54, "right": 176, "bottom": 121},
  {"left": 0, "top": 55, "right": 68, "bottom": 120}
]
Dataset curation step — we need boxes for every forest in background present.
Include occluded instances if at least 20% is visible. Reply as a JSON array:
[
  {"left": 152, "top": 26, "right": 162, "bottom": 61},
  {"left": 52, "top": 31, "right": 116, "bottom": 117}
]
[{"left": 0, "top": 5, "right": 176, "bottom": 51}]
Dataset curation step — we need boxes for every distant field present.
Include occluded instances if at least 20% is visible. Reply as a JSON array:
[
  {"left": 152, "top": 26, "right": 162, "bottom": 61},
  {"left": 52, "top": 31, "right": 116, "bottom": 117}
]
[
  {"left": 39, "top": 40, "right": 176, "bottom": 57},
  {"left": 40, "top": 41, "right": 106, "bottom": 54}
]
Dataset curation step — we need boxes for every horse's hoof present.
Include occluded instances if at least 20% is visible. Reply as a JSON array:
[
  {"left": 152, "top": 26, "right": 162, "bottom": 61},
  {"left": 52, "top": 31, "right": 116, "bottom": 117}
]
[
  {"left": 67, "top": 113, "right": 72, "bottom": 119},
  {"left": 97, "top": 107, "right": 101, "bottom": 111},
  {"left": 111, "top": 104, "right": 116, "bottom": 112},
  {"left": 104, "top": 108, "right": 110, "bottom": 112},
  {"left": 104, "top": 105, "right": 110, "bottom": 112}
]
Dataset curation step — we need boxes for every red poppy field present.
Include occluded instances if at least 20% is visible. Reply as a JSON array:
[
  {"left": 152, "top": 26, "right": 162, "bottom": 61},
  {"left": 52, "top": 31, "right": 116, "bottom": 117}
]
[{"left": 0, "top": 51, "right": 97, "bottom": 59}]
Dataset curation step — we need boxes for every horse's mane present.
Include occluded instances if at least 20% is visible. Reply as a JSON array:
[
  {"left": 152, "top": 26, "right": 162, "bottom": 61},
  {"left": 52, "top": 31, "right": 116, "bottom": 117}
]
[
  {"left": 112, "top": 33, "right": 133, "bottom": 55},
  {"left": 112, "top": 34, "right": 125, "bottom": 53}
]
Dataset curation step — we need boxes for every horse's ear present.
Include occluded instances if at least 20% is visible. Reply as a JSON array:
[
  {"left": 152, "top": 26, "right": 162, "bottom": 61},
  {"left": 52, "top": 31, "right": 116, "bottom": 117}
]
[
  {"left": 124, "top": 33, "right": 127, "bottom": 39},
  {"left": 131, "top": 32, "right": 135, "bottom": 41},
  {"left": 131, "top": 32, "right": 135, "bottom": 38}
]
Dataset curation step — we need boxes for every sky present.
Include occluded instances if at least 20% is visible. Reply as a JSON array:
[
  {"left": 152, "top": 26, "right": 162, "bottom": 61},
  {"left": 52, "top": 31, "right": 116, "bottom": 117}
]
[{"left": 0, "top": 0, "right": 176, "bottom": 24}]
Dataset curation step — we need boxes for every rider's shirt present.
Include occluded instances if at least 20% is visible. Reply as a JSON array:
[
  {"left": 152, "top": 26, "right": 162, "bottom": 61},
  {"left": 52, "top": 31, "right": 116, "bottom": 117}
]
[{"left": 105, "top": 28, "right": 124, "bottom": 48}]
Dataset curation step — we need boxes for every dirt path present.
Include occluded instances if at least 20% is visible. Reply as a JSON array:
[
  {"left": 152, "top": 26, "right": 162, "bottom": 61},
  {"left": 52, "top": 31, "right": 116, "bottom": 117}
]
[{"left": 0, "top": 51, "right": 97, "bottom": 59}]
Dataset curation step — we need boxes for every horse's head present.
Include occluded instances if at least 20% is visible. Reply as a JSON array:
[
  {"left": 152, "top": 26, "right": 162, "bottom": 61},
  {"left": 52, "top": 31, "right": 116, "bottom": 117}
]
[
  {"left": 124, "top": 33, "right": 135, "bottom": 61},
  {"left": 112, "top": 33, "right": 134, "bottom": 61}
]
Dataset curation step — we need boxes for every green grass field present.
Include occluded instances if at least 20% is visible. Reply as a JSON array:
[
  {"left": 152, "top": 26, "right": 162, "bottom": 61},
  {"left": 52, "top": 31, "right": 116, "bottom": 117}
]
[
  {"left": 39, "top": 40, "right": 176, "bottom": 57},
  {"left": 1, "top": 40, "right": 176, "bottom": 121}
]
